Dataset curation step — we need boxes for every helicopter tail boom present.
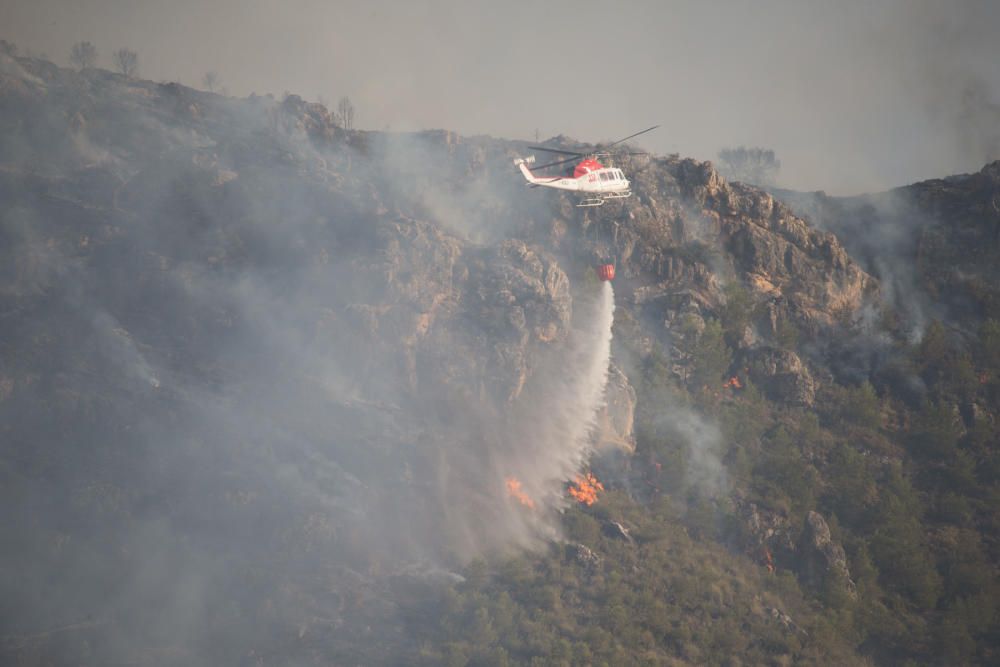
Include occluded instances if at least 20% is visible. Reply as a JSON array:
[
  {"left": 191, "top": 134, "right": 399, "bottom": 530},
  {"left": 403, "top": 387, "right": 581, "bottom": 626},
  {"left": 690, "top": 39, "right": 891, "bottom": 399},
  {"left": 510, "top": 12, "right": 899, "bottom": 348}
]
[{"left": 514, "top": 156, "right": 575, "bottom": 189}]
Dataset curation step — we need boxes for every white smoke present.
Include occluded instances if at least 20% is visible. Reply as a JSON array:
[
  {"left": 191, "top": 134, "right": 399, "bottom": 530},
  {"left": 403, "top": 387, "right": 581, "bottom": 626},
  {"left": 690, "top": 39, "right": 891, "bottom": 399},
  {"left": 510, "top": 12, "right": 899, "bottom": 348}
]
[{"left": 671, "top": 408, "right": 726, "bottom": 497}]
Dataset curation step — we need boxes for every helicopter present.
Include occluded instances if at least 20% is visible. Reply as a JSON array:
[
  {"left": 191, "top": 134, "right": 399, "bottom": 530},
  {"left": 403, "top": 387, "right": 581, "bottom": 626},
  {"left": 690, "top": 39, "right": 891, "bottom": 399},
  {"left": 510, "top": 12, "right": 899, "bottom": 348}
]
[{"left": 514, "top": 126, "right": 659, "bottom": 207}]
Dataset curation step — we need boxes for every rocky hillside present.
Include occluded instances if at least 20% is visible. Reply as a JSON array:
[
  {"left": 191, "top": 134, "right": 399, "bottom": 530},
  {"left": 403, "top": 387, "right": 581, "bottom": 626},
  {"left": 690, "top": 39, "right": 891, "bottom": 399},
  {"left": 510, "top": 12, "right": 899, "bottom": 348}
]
[
  {"left": 1, "top": 52, "right": 998, "bottom": 666},
  {"left": 773, "top": 163, "right": 1000, "bottom": 335}
]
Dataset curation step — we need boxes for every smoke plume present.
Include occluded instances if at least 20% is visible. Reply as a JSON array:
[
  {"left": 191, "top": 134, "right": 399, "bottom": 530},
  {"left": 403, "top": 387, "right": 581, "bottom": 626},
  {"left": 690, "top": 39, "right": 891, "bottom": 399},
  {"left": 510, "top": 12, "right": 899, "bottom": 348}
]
[{"left": 0, "top": 53, "right": 628, "bottom": 663}]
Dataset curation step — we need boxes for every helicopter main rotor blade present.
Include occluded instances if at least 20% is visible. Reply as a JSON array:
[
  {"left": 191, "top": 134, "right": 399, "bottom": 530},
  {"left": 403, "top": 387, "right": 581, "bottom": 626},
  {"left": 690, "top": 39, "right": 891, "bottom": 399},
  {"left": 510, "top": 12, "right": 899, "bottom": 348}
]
[
  {"left": 600, "top": 125, "right": 660, "bottom": 150},
  {"left": 527, "top": 146, "right": 586, "bottom": 157},
  {"left": 593, "top": 151, "right": 650, "bottom": 157}
]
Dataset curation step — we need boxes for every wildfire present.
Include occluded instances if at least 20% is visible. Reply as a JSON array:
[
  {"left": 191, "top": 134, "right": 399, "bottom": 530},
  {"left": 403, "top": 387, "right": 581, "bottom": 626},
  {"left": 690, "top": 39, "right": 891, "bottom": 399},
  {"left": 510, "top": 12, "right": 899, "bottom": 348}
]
[
  {"left": 505, "top": 477, "right": 535, "bottom": 509},
  {"left": 761, "top": 546, "right": 775, "bottom": 574},
  {"left": 568, "top": 472, "right": 604, "bottom": 506},
  {"left": 723, "top": 376, "right": 742, "bottom": 390}
]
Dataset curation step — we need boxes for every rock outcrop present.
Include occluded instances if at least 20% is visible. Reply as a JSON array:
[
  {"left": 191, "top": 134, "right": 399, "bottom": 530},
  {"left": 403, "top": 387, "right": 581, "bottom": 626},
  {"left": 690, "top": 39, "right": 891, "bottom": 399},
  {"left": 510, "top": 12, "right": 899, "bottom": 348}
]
[
  {"left": 772, "top": 160, "right": 1000, "bottom": 334},
  {"left": 602, "top": 520, "right": 634, "bottom": 543},
  {"left": 742, "top": 346, "right": 817, "bottom": 406},
  {"left": 593, "top": 362, "right": 637, "bottom": 454},
  {"left": 733, "top": 498, "right": 796, "bottom": 564},
  {"left": 576, "top": 154, "right": 875, "bottom": 349},
  {"left": 797, "top": 511, "right": 857, "bottom": 600},
  {"left": 565, "top": 542, "right": 602, "bottom": 570}
]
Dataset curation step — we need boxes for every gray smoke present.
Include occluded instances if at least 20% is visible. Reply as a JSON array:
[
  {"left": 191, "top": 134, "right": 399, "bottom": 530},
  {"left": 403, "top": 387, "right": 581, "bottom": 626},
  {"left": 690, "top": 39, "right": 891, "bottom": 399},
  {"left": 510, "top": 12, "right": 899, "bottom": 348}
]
[{"left": 0, "top": 53, "right": 628, "bottom": 663}]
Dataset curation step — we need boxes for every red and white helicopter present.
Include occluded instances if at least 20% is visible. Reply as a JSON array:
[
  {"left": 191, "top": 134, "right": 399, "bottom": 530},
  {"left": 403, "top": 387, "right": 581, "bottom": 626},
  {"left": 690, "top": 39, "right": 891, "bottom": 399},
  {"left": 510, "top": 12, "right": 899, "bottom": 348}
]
[{"left": 514, "top": 126, "right": 659, "bottom": 207}]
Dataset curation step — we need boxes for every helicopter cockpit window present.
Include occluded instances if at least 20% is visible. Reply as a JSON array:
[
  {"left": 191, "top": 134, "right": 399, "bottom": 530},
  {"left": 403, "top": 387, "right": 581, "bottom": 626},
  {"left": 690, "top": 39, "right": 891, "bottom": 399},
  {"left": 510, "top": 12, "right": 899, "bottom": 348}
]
[{"left": 600, "top": 172, "right": 609, "bottom": 181}]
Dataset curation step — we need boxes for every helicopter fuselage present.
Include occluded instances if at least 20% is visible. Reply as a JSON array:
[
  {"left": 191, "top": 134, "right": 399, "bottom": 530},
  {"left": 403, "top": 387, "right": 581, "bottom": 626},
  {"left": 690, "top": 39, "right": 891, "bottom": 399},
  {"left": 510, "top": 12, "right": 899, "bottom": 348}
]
[{"left": 515, "top": 157, "right": 632, "bottom": 205}]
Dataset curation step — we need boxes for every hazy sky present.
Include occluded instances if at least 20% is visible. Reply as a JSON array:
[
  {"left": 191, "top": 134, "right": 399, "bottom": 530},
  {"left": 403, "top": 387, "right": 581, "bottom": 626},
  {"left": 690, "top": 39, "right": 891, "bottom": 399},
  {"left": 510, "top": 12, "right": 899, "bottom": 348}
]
[{"left": 3, "top": 0, "right": 999, "bottom": 193}]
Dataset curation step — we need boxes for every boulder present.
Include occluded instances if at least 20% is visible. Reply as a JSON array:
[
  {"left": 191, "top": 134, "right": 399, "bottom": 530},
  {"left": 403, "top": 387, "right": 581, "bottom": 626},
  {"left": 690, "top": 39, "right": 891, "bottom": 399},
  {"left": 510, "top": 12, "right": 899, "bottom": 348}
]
[{"left": 565, "top": 543, "right": 602, "bottom": 570}]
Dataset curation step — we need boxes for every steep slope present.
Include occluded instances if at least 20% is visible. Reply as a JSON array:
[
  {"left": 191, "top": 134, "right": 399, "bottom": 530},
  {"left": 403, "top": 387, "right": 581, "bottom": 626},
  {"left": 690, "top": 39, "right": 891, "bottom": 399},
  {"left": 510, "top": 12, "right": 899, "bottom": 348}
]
[
  {"left": 774, "top": 162, "right": 1000, "bottom": 337},
  {"left": 0, "top": 54, "right": 607, "bottom": 662},
  {"left": 2, "top": 53, "right": 998, "bottom": 666}
]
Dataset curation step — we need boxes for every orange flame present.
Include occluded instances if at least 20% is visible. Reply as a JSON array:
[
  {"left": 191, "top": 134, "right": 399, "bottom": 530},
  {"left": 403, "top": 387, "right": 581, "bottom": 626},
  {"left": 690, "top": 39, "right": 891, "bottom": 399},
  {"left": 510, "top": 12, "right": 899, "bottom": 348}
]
[
  {"left": 568, "top": 472, "right": 604, "bottom": 506},
  {"left": 505, "top": 477, "right": 535, "bottom": 509},
  {"left": 723, "top": 376, "right": 742, "bottom": 390}
]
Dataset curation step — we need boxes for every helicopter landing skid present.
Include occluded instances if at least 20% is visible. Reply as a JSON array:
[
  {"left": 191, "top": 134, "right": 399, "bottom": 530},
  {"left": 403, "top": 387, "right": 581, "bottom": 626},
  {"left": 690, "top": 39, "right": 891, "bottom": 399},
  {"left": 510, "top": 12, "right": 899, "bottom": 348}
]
[
  {"left": 602, "top": 190, "right": 632, "bottom": 200},
  {"left": 575, "top": 190, "right": 632, "bottom": 207}
]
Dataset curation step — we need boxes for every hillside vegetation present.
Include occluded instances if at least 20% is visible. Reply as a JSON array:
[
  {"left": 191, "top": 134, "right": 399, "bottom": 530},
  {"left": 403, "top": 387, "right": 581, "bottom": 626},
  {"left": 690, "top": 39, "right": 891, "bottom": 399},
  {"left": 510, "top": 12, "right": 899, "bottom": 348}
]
[{"left": 1, "top": 53, "right": 998, "bottom": 665}]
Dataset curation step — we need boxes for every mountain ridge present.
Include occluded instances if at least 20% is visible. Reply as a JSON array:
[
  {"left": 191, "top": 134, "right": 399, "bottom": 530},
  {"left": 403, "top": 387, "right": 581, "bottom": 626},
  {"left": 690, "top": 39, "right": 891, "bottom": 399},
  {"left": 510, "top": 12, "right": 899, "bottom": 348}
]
[{"left": 2, "top": 53, "right": 998, "bottom": 665}]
